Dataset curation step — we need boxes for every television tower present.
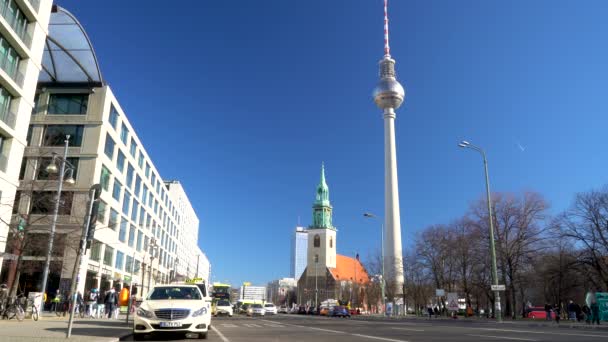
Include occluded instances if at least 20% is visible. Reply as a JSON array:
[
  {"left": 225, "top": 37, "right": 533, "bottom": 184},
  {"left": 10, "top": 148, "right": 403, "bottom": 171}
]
[{"left": 372, "top": 0, "right": 405, "bottom": 295}]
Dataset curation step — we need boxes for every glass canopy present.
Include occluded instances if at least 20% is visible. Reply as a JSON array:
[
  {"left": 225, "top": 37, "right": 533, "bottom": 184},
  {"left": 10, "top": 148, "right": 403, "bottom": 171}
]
[{"left": 39, "top": 6, "right": 103, "bottom": 85}]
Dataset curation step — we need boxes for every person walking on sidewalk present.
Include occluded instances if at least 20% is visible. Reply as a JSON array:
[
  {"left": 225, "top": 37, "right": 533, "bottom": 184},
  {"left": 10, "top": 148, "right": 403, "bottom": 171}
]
[
  {"left": 544, "top": 303, "right": 552, "bottom": 321},
  {"left": 104, "top": 288, "right": 116, "bottom": 319},
  {"left": 95, "top": 289, "right": 105, "bottom": 318},
  {"left": 582, "top": 304, "right": 591, "bottom": 324},
  {"left": 567, "top": 300, "right": 576, "bottom": 321},
  {"left": 427, "top": 307, "right": 433, "bottom": 319},
  {"left": 591, "top": 301, "right": 601, "bottom": 325},
  {"left": 554, "top": 304, "right": 561, "bottom": 324},
  {"left": 86, "top": 289, "right": 98, "bottom": 318}
]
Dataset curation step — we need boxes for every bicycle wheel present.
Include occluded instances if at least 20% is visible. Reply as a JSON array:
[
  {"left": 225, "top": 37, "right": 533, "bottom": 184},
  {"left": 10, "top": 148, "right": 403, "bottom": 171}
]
[
  {"left": 55, "top": 305, "right": 61, "bottom": 317},
  {"left": 15, "top": 306, "right": 25, "bottom": 321},
  {"left": 32, "top": 307, "right": 39, "bottom": 321},
  {"left": 79, "top": 306, "right": 85, "bottom": 318}
]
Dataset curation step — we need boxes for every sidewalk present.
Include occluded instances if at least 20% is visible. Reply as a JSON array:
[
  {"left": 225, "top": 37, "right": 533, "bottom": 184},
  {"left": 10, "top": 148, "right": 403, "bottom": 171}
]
[
  {"left": 0, "top": 313, "right": 132, "bottom": 342},
  {"left": 353, "top": 314, "right": 608, "bottom": 330}
]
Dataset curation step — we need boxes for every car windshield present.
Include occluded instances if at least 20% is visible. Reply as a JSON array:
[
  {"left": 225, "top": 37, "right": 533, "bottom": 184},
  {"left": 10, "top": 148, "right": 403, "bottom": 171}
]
[
  {"left": 265, "top": 304, "right": 274, "bottom": 307},
  {"left": 252, "top": 304, "right": 263, "bottom": 308},
  {"left": 217, "top": 300, "right": 230, "bottom": 306},
  {"left": 148, "top": 286, "right": 201, "bottom": 300}
]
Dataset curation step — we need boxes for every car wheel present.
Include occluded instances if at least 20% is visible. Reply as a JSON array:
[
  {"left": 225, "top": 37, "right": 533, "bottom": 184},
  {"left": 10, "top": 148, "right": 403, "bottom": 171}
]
[
  {"left": 199, "top": 332, "right": 208, "bottom": 339},
  {"left": 133, "top": 333, "right": 146, "bottom": 341}
]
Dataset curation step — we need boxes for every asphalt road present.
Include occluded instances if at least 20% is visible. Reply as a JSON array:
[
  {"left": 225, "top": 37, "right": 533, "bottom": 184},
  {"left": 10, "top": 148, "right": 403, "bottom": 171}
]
[{"left": 122, "top": 314, "right": 608, "bottom": 342}]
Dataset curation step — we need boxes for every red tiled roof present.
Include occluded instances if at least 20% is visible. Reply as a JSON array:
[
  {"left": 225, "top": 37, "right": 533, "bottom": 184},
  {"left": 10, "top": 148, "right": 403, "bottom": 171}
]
[{"left": 329, "top": 254, "right": 370, "bottom": 284}]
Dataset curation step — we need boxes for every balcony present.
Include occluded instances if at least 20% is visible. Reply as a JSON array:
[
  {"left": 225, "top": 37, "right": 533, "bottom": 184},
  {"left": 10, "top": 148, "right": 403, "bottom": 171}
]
[
  {"left": 0, "top": 105, "right": 15, "bottom": 128},
  {"left": 0, "top": 53, "right": 24, "bottom": 87},
  {"left": 0, "top": 2, "right": 33, "bottom": 48}
]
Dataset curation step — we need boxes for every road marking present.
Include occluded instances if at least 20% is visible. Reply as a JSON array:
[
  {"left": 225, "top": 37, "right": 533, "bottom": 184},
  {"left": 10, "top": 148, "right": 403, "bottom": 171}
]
[
  {"left": 391, "top": 327, "right": 425, "bottom": 332},
  {"left": 211, "top": 325, "right": 230, "bottom": 342},
  {"left": 244, "top": 323, "right": 262, "bottom": 328},
  {"left": 476, "top": 328, "right": 608, "bottom": 338},
  {"left": 467, "top": 334, "right": 538, "bottom": 341},
  {"left": 221, "top": 323, "right": 237, "bottom": 328},
  {"left": 260, "top": 319, "right": 409, "bottom": 342},
  {"left": 264, "top": 323, "right": 285, "bottom": 327}
]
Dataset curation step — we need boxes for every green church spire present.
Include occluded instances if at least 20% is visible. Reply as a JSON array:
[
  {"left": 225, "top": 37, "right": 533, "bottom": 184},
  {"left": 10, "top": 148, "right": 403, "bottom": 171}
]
[{"left": 311, "top": 162, "right": 334, "bottom": 229}]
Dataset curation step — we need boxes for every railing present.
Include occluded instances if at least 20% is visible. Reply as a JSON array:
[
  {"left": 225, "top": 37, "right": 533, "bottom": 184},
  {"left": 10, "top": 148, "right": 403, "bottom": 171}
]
[
  {"left": 0, "top": 106, "right": 16, "bottom": 128},
  {"left": 0, "top": 52, "right": 24, "bottom": 87},
  {"left": 0, "top": 1, "right": 33, "bottom": 48},
  {"left": 0, "top": 152, "right": 8, "bottom": 172}
]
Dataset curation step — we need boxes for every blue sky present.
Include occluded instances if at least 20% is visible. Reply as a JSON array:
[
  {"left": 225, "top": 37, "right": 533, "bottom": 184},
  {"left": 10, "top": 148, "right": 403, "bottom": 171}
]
[{"left": 66, "top": 0, "right": 608, "bottom": 286}]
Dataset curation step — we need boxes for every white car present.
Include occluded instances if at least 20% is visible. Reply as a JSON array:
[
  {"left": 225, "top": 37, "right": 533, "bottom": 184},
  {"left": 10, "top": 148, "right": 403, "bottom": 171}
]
[
  {"left": 134, "top": 285, "right": 211, "bottom": 340},
  {"left": 214, "top": 299, "right": 233, "bottom": 317},
  {"left": 278, "top": 306, "right": 289, "bottom": 314},
  {"left": 247, "top": 303, "right": 266, "bottom": 316},
  {"left": 264, "top": 303, "right": 278, "bottom": 315}
]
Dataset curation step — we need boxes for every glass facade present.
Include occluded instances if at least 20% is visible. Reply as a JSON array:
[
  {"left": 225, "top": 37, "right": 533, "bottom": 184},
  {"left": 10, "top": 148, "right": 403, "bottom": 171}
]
[
  {"left": 0, "top": 86, "right": 14, "bottom": 128},
  {"left": 43, "top": 125, "right": 84, "bottom": 146},
  {"left": 119, "top": 220, "right": 127, "bottom": 242},
  {"left": 112, "top": 180, "right": 122, "bottom": 201},
  {"left": 120, "top": 123, "right": 128, "bottom": 145},
  {"left": 103, "top": 246, "right": 114, "bottom": 266},
  {"left": 115, "top": 250, "right": 124, "bottom": 270},
  {"left": 100, "top": 165, "right": 111, "bottom": 191},
  {"left": 104, "top": 134, "right": 115, "bottom": 159},
  {"left": 48, "top": 94, "right": 88, "bottom": 114},
  {"left": 116, "top": 150, "right": 125, "bottom": 173},
  {"left": 0, "top": 34, "right": 21, "bottom": 85},
  {"left": 109, "top": 105, "right": 119, "bottom": 129}
]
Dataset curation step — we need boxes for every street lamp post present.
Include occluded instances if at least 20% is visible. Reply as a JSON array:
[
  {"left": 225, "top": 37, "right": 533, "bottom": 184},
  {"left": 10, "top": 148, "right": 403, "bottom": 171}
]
[
  {"left": 458, "top": 140, "right": 502, "bottom": 323},
  {"left": 363, "top": 212, "right": 386, "bottom": 315},
  {"left": 40, "top": 135, "right": 75, "bottom": 303},
  {"left": 314, "top": 254, "right": 318, "bottom": 308}
]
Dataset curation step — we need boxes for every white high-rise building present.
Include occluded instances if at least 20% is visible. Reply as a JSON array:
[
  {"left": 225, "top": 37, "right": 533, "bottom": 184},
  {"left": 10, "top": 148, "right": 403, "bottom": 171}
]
[
  {"left": 290, "top": 226, "right": 307, "bottom": 281},
  {"left": 0, "top": 0, "right": 52, "bottom": 278},
  {"left": 2, "top": 6, "right": 209, "bottom": 297},
  {"left": 239, "top": 285, "right": 266, "bottom": 302}
]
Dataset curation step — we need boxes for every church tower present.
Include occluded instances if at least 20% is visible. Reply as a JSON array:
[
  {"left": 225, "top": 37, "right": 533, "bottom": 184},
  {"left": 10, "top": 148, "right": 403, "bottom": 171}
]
[{"left": 307, "top": 163, "right": 337, "bottom": 269}]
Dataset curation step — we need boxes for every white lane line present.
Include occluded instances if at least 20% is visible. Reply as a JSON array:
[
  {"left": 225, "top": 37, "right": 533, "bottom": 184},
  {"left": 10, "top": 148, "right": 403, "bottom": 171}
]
[
  {"left": 260, "top": 319, "right": 409, "bottom": 342},
  {"left": 391, "top": 327, "right": 425, "bottom": 332},
  {"left": 211, "top": 325, "right": 230, "bottom": 342},
  {"left": 264, "top": 323, "right": 285, "bottom": 327},
  {"left": 221, "top": 323, "right": 237, "bottom": 328},
  {"left": 243, "top": 323, "right": 261, "bottom": 328},
  {"left": 467, "top": 334, "right": 538, "bottom": 341}
]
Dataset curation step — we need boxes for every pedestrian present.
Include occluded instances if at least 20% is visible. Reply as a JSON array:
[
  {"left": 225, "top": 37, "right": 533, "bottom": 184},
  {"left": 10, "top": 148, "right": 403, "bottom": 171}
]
[
  {"left": 434, "top": 306, "right": 439, "bottom": 318},
  {"left": 105, "top": 288, "right": 116, "bottom": 319},
  {"left": 554, "top": 304, "right": 561, "bottom": 324},
  {"left": 544, "top": 303, "right": 552, "bottom": 321},
  {"left": 87, "top": 289, "right": 98, "bottom": 318},
  {"left": 95, "top": 289, "right": 105, "bottom": 318},
  {"left": 582, "top": 304, "right": 591, "bottom": 324},
  {"left": 567, "top": 300, "right": 576, "bottom": 321},
  {"left": 76, "top": 291, "right": 84, "bottom": 315},
  {"left": 427, "top": 307, "right": 433, "bottom": 319},
  {"left": 113, "top": 289, "right": 120, "bottom": 319},
  {"left": 590, "top": 301, "right": 600, "bottom": 325}
]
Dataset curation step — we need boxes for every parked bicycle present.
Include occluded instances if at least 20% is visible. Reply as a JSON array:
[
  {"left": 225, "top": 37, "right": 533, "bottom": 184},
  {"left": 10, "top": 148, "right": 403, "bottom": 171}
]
[
  {"left": 26, "top": 295, "right": 40, "bottom": 321},
  {"left": 1, "top": 296, "right": 25, "bottom": 321}
]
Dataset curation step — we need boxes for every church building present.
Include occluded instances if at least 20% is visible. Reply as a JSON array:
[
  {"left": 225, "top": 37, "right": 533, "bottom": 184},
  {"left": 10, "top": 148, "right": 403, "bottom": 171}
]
[{"left": 297, "top": 164, "right": 369, "bottom": 307}]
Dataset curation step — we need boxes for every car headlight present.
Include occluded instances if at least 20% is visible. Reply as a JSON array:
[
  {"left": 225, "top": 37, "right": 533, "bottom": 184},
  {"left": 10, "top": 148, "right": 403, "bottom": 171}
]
[
  {"left": 192, "top": 306, "right": 208, "bottom": 317},
  {"left": 137, "top": 307, "right": 154, "bottom": 319}
]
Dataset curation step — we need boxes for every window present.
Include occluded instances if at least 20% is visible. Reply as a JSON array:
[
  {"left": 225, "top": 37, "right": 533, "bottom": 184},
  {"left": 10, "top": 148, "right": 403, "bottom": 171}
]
[
  {"left": 100, "top": 165, "right": 111, "bottom": 191},
  {"left": 119, "top": 220, "right": 128, "bottom": 242},
  {"left": 0, "top": 86, "right": 13, "bottom": 126},
  {"left": 0, "top": 37, "right": 21, "bottom": 81},
  {"left": 129, "top": 138, "right": 137, "bottom": 157},
  {"left": 120, "top": 123, "right": 129, "bottom": 145},
  {"left": 103, "top": 246, "right": 114, "bottom": 266},
  {"left": 134, "top": 175, "right": 141, "bottom": 198},
  {"left": 104, "top": 134, "right": 115, "bottom": 159},
  {"left": 145, "top": 162, "right": 150, "bottom": 178},
  {"left": 141, "top": 185, "right": 148, "bottom": 202},
  {"left": 134, "top": 260, "right": 141, "bottom": 273},
  {"left": 126, "top": 255, "right": 133, "bottom": 272},
  {"left": 151, "top": 173, "right": 156, "bottom": 187},
  {"left": 90, "top": 241, "right": 102, "bottom": 262},
  {"left": 139, "top": 208, "right": 145, "bottom": 227},
  {"left": 145, "top": 214, "right": 151, "bottom": 230},
  {"left": 109, "top": 105, "right": 119, "bottom": 129},
  {"left": 37, "top": 157, "right": 78, "bottom": 180},
  {"left": 43, "top": 125, "right": 84, "bottom": 146},
  {"left": 144, "top": 236, "right": 149, "bottom": 252},
  {"left": 97, "top": 200, "right": 107, "bottom": 223},
  {"left": 19, "top": 158, "right": 26, "bottom": 180},
  {"left": 116, "top": 151, "right": 125, "bottom": 173},
  {"left": 314, "top": 234, "right": 320, "bottom": 248},
  {"left": 138, "top": 154, "right": 144, "bottom": 169},
  {"left": 109, "top": 208, "right": 119, "bottom": 230},
  {"left": 131, "top": 200, "right": 139, "bottom": 222},
  {"left": 48, "top": 94, "right": 88, "bottom": 114},
  {"left": 31, "top": 191, "right": 73, "bottom": 215},
  {"left": 112, "top": 180, "right": 122, "bottom": 201},
  {"left": 330, "top": 237, "right": 333, "bottom": 248},
  {"left": 126, "top": 164, "right": 134, "bottom": 188},
  {"left": 128, "top": 225, "right": 135, "bottom": 247},
  {"left": 122, "top": 191, "right": 131, "bottom": 216},
  {"left": 137, "top": 230, "right": 143, "bottom": 252},
  {"left": 115, "top": 250, "right": 124, "bottom": 270}
]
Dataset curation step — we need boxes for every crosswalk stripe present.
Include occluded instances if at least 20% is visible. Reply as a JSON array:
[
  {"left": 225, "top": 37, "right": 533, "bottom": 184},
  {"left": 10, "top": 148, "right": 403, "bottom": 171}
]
[
  {"left": 221, "top": 323, "right": 237, "bottom": 328},
  {"left": 244, "top": 323, "right": 262, "bottom": 328},
  {"left": 264, "top": 324, "right": 284, "bottom": 328}
]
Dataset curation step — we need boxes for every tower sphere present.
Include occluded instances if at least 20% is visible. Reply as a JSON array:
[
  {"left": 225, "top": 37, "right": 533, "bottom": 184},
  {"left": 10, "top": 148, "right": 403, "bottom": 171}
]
[{"left": 373, "top": 57, "right": 405, "bottom": 110}]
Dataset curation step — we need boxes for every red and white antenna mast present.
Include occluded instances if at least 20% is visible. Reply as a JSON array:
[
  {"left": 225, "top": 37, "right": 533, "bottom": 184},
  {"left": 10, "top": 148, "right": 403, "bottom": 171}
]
[{"left": 384, "top": 0, "right": 390, "bottom": 57}]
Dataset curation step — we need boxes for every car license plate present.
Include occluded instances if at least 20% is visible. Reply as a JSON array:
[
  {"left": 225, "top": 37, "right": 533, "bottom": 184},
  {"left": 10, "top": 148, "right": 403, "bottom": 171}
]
[{"left": 160, "top": 321, "right": 182, "bottom": 328}]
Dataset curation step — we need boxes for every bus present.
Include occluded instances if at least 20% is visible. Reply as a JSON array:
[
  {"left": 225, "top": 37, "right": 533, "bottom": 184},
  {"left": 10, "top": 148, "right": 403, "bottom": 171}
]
[{"left": 211, "top": 283, "right": 232, "bottom": 314}]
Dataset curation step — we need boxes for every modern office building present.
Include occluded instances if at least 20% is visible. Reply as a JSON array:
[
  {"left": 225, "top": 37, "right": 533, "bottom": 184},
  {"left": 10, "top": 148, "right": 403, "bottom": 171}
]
[
  {"left": 0, "top": 0, "right": 52, "bottom": 277},
  {"left": 194, "top": 248, "right": 210, "bottom": 283},
  {"left": 290, "top": 226, "right": 307, "bottom": 281},
  {"left": 1, "top": 6, "right": 207, "bottom": 297},
  {"left": 266, "top": 277, "right": 296, "bottom": 305}
]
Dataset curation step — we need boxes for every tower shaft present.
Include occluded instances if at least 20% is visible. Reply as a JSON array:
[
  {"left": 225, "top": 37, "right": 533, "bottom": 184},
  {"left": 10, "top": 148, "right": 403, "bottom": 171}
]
[{"left": 384, "top": 108, "right": 404, "bottom": 293}]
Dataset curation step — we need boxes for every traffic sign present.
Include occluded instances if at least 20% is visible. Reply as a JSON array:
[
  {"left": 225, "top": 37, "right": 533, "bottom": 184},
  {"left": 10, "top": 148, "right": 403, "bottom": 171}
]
[
  {"left": 491, "top": 285, "right": 506, "bottom": 291},
  {"left": 436, "top": 289, "right": 445, "bottom": 297}
]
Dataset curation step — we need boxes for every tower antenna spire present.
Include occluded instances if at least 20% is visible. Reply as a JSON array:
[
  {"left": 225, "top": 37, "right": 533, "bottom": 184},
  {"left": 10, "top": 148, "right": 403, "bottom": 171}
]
[{"left": 384, "top": 0, "right": 390, "bottom": 57}]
